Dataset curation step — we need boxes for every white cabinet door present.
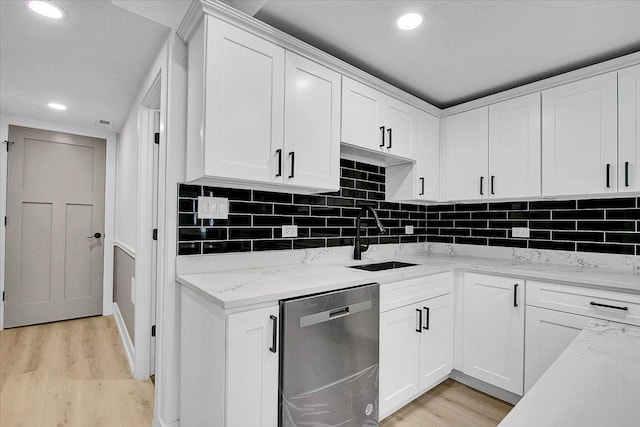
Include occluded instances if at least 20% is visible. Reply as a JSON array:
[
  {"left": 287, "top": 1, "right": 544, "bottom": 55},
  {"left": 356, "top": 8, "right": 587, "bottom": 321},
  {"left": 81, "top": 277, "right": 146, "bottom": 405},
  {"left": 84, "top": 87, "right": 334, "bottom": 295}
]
[
  {"left": 463, "top": 273, "right": 524, "bottom": 395},
  {"left": 541, "top": 72, "right": 618, "bottom": 196},
  {"left": 489, "top": 93, "right": 541, "bottom": 198},
  {"left": 227, "top": 306, "right": 279, "bottom": 427},
  {"left": 383, "top": 97, "right": 416, "bottom": 159},
  {"left": 341, "top": 77, "right": 385, "bottom": 151},
  {"left": 379, "top": 303, "right": 421, "bottom": 418},
  {"left": 524, "top": 306, "right": 590, "bottom": 393},
  {"left": 203, "top": 18, "right": 285, "bottom": 184},
  {"left": 284, "top": 52, "right": 341, "bottom": 191},
  {"left": 445, "top": 107, "right": 489, "bottom": 201},
  {"left": 619, "top": 64, "right": 640, "bottom": 192},
  {"left": 418, "top": 294, "right": 453, "bottom": 391},
  {"left": 415, "top": 110, "right": 440, "bottom": 200}
]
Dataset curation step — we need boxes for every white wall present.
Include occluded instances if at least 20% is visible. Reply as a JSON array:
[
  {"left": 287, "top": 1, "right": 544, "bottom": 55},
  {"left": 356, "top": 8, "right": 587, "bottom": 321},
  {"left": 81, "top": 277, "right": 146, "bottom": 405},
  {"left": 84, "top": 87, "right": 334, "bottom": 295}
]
[
  {"left": 115, "top": 104, "right": 140, "bottom": 253},
  {"left": 0, "top": 114, "right": 117, "bottom": 330}
]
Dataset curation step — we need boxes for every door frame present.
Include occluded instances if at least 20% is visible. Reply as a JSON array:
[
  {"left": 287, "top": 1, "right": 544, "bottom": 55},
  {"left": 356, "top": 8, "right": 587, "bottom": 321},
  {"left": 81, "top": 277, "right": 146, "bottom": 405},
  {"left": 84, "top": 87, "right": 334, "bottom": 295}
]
[{"left": 0, "top": 115, "right": 117, "bottom": 331}]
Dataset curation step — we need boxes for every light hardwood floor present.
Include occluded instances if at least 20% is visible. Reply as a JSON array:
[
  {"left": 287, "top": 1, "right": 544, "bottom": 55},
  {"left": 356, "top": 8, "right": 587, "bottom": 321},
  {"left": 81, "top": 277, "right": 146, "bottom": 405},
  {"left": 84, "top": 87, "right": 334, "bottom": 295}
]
[
  {"left": 0, "top": 315, "right": 154, "bottom": 426},
  {"left": 381, "top": 380, "right": 513, "bottom": 427}
]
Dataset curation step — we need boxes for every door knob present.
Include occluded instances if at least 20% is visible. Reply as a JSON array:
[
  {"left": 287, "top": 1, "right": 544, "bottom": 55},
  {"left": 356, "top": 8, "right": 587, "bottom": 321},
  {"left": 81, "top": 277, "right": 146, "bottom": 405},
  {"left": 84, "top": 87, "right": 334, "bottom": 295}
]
[{"left": 87, "top": 232, "right": 102, "bottom": 239}]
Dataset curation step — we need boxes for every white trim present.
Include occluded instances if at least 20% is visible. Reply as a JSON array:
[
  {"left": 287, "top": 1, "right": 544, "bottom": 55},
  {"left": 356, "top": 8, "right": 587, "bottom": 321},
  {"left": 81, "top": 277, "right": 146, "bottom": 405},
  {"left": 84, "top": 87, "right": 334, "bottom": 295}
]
[
  {"left": 155, "top": 420, "right": 179, "bottom": 427},
  {"left": 177, "top": 0, "right": 442, "bottom": 117},
  {"left": 442, "top": 51, "right": 640, "bottom": 116},
  {"left": 0, "top": 114, "right": 117, "bottom": 330},
  {"left": 113, "top": 302, "right": 135, "bottom": 375},
  {"left": 114, "top": 240, "right": 136, "bottom": 259}
]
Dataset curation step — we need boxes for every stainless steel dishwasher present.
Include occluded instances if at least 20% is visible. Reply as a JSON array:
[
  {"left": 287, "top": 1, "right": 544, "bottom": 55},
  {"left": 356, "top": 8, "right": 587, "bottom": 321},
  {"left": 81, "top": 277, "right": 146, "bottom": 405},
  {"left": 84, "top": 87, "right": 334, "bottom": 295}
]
[{"left": 279, "top": 283, "right": 379, "bottom": 427}]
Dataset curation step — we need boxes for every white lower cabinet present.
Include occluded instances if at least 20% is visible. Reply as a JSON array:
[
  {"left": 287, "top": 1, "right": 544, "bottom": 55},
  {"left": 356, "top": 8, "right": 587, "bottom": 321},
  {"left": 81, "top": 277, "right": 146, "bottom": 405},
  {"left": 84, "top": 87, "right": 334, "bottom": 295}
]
[
  {"left": 379, "top": 276, "right": 453, "bottom": 420},
  {"left": 462, "top": 273, "right": 524, "bottom": 395},
  {"left": 524, "top": 306, "right": 591, "bottom": 393}
]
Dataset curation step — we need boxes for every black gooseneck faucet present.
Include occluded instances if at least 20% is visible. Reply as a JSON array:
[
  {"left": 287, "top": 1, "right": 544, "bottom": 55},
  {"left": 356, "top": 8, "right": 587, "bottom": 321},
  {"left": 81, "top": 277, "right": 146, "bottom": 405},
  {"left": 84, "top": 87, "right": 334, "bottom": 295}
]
[{"left": 354, "top": 206, "right": 386, "bottom": 260}]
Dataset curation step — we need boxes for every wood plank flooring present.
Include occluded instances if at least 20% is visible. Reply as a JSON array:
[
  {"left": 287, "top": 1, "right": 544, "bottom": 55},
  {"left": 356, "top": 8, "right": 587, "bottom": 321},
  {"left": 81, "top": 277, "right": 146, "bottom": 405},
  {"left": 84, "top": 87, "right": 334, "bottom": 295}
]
[
  {"left": 0, "top": 315, "right": 154, "bottom": 426},
  {"left": 381, "top": 379, "right": 513, "bottom": 427}
]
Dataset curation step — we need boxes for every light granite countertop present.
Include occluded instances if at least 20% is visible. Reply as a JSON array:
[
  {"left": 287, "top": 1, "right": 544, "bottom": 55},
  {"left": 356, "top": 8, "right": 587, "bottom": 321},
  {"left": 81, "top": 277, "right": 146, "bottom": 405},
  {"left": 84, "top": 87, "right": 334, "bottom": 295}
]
[
  {"left": 498, "top": 319, "right": 640, "bottom": 427},
  {"left": 176, "top": 251, "right": 640, "bottom": 309}
]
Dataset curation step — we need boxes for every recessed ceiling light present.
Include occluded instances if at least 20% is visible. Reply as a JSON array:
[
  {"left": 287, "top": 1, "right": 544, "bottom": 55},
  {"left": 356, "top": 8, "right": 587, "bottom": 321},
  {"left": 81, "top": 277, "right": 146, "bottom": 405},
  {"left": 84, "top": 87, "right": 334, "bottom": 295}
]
[
  {"left": 27, "top": 1, "right": 66, "bottom": 19},
  {"left": 48, "top": 102, "right": 67, "bottom": 110},
  {"left": 397, "top": 12, "right": 424, "bottom": 31}
]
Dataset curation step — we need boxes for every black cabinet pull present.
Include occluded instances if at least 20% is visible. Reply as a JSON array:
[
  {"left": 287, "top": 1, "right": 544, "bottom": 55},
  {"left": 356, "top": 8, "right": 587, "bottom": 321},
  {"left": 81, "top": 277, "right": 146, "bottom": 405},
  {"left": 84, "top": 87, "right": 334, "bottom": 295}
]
[
  {"left": 387, "top": 128, "right": 392, "bottom": 149},
  {"left": 275, "top": 149, "right": 282, "bottom": 177},
  {"left": 480, "top": 176, "right": 484, "bottom": 195},
  {"left": 419, "top": 177, "right": 425, "bottom": 196},
  {"left": 513, "top": 284, "right": 519, "bottom": 307},
  {"left": 606, "top": 163, "right": 611, "bottom": 188},
  {"left": 416, "top": 308, "right": 422, "bottom": 333},
  {"left": 491, "top": 175, "right": 495, "bottom": 195},
  {"left": 269, "top": 315, "right": 278, "bottom": 353},
  {"left": 422, "top": 307, "right": 430, "bottom": 330},
  {"left": 625, "top": 161, "right": 630, "bottom": 187},
  {"left": 288, "top": 152, "right": 295, "bottom": 178},
  {"left": 590, "top": 301, "right": 628, "bottom": 311},
  {"left": 379, "top": 126, "right": 385, "bottom": 147}
]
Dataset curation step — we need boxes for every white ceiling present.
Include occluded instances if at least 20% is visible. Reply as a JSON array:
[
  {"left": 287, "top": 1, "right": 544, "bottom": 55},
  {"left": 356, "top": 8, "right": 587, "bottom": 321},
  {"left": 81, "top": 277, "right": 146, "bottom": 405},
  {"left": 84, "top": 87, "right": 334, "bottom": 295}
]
[
  {"left": 253, "top": 0, "right": 640, "bottom": 108},
  {"left": 0, "top": 0, "right": 171, "bottom": 131}
]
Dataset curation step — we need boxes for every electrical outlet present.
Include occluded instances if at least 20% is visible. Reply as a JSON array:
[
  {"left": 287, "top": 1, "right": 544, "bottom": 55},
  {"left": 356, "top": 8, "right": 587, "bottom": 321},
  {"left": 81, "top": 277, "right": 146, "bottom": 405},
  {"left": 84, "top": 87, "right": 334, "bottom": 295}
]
[
  {"left": 198, "top": 196, "right": 229, "bottom": 219},
  {"left": 512, "top": 227, "right": 530, "bottom": 238},
  {"left": 405, "top": 225, "right": 414, "bottom": 234},
  {"left": 282, "top": 225, "right": 298, "bottom": 238}
]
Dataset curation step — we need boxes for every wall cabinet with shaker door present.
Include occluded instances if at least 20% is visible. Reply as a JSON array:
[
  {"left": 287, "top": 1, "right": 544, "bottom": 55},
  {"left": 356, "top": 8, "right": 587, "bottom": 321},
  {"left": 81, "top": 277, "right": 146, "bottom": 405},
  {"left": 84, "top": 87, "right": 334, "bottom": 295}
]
[
  {"left": 180, "top": 285, "right": 278, "bottom": 427},
  {"left": 541, "top": 72, "right": 618, "bottom": 196},
  {"left": 342, "top": 77, "right": 416, "bottom": 160},
  {"left": 462, "top": 273, "right": 524, "bottom": 395},
  {"left": 386, "top": 110, "right": 440, "bottom": 202},
  {"left": 618, "top": 63, "right": 640, "bottom": 192},
  {"left": 379, "top": 275, "right": 453, "bottom": 420},
  {"left": 185, "top": 16, "right": 340, "bottom": 193}
]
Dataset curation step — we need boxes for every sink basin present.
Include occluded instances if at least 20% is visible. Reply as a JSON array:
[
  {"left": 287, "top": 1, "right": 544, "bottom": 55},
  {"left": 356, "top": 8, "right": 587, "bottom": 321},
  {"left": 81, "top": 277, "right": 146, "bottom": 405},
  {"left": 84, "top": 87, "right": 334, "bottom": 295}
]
[{"left": 349, "top": 261, "right": 418, "bottom": 272}]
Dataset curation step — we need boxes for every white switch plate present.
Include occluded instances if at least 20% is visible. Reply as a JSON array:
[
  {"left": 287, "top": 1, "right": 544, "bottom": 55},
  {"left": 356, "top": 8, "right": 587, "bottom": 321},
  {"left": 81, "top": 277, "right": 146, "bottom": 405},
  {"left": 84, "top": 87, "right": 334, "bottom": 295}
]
[
  {"left": 282, "top": 225, "right": 298, "bottom": 238},
  {"left": 198, "top": 196, "right": 229, "bottom": 219},
  {"left": 405, "top": 225, "right": 414, "bottom": 234},
  {"left": 512, "top": 227, "right": 530, "bottom": 238}
]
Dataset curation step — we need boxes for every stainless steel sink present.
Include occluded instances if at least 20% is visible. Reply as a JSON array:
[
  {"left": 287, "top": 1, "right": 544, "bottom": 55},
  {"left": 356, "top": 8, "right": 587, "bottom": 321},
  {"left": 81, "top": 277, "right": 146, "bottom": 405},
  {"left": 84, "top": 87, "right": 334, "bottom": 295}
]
[{"left": 348, "top": 261, "right": 418, "bottom": 272}]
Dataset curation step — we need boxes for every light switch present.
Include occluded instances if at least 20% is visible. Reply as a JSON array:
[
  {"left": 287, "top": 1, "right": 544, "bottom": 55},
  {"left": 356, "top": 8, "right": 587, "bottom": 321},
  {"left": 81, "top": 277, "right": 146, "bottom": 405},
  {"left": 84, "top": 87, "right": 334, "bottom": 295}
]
[{"left": 198, "top": 196, "right": 229, "bottom": 219}]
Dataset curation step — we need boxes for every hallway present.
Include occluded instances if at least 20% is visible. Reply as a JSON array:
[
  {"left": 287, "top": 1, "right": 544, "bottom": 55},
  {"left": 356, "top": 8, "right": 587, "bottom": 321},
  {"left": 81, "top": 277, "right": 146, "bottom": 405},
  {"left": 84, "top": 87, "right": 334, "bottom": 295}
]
[{"left": 0, "top": 316, "right": 154, "bottom": 426}]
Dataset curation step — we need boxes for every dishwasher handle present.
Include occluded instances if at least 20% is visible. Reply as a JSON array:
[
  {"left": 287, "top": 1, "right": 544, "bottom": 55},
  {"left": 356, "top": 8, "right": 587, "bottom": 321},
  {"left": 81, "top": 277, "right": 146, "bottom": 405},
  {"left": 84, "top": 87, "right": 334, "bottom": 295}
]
[{"left": 299, "top": 300, "right": 372, "bottom": 328}]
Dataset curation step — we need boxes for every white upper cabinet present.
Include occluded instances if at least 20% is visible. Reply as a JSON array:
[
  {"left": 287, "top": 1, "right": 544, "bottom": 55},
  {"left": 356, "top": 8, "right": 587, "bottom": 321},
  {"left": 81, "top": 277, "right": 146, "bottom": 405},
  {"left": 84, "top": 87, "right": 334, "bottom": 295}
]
[
  {"left": 185, "top": 16, "right": 339, "bottom": 193},
  {"left": 488, "top": 93, "right": 541, "bottom": 198},
  {"left": 618, "top": 64, "right": 640, "bottom": 192},
  {"left": 342, "top": 77, "right": 416, "bottom": 160},
  {"left": 283, "top": 52, "right": 341, "bottom": 190},
  {"left": 445, "top": 107, "right": 489, "bottom": 201},
  {"left": 541, "top": 72, "right": 618, "bottom": 196}
]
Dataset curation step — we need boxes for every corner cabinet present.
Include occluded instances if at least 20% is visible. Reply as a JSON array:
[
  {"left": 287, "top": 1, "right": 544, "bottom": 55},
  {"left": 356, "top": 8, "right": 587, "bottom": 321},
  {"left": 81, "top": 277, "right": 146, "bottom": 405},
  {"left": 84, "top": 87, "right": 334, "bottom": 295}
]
[
  {"left": 462, "top": 273, "right": 524, "bottom": 395},
  {"left": 619, "top": 63, "right": 640, "bottom": 192},
  {"left": 186, "top": 15, "right": 340, "bottom": 193},
  {"left": 342, "top": 77, "right": 416, "bottom": 160},
  {"left": 541, "top": 72, "right": 618, "bottom": 196},
  {"left": 180, "top": 285, "right": 278, "bottom": 427}
]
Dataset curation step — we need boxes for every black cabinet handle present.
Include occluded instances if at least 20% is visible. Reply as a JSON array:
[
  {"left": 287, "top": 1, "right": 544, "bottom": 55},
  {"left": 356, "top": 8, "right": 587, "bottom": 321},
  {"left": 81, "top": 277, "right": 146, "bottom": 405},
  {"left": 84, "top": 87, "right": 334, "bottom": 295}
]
[
  {"left": 625, "top": 161, "right": 630, "bottom": 187},
  {"left": 480, "top": 176, "right": 484, "bottom": 195},
  {"left": 416, "top": 308, "right": 422, "bottom": 333},
  {"left": 606, "top": 163, "right": 611, "bottom": 188},
  {"left": 379, "top": 126, "right": 385, "bottom": 147},
  {"left": 419, "top": 177, "right": 425, "bottom": 196},
  {"left": 590, "top": 301, "right": 628, "bottom": 311},
  {"left": 423, "top": 307, "right": 430, "bottom": 330},
  {"left": 513, "top": 284, "right": 519, "bottom": 308},
  {"left": 387, "top": 128, "right": 392, "bottom": 149},
  {"left": 288, "top": 152, "right": 295, "bottom": 178},
  {"left": 491, "top": 175, "right": 495, "bottom": 195},
  {"left": 275, "top": 149, "right": 282, "bottom": 177},
  {"left": 269, "top": 315, "right": 278, "bottom": 353}
]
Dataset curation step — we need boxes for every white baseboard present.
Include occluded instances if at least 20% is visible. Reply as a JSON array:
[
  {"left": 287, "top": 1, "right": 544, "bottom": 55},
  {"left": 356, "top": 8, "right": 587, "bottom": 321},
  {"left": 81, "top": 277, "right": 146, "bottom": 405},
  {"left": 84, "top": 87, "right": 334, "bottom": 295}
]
[
  {"left": 113, "top": 302, "right": 135, "bottom": 376},
  {"left": 155, "top": 419, "right": 179, "bottom": 427}
]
